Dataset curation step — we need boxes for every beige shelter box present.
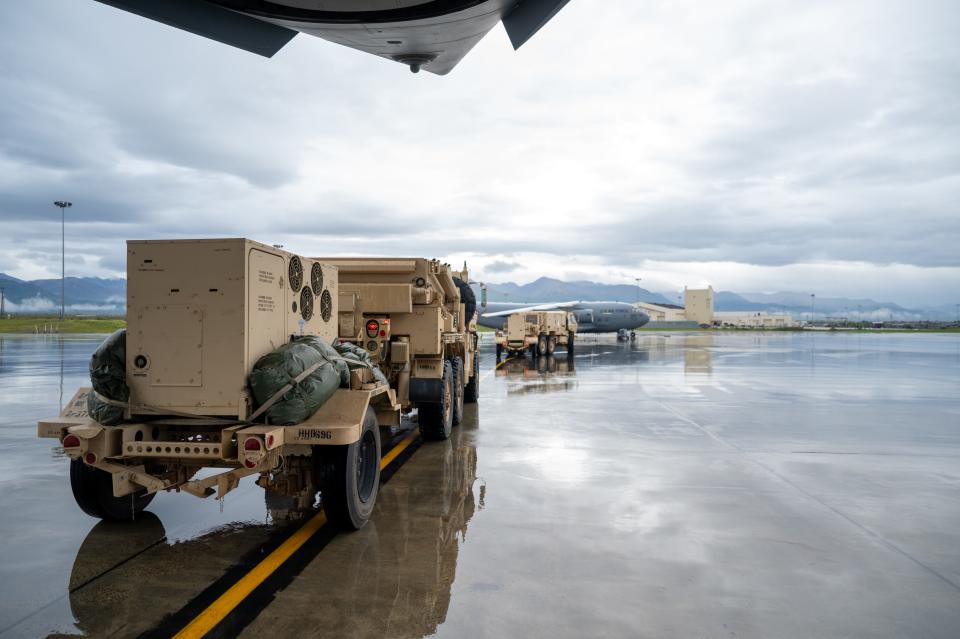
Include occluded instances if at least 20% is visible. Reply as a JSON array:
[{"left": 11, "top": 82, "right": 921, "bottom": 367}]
[
  {"left": 39, "top": 238, "right": 406, "bottom": 532},
  {"left": 126, "top": 239, "right": 338, "bottom": 418}
]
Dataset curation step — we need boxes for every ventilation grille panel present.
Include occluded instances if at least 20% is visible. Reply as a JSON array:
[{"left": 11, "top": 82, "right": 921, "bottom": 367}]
[
  {"left": 288, "top": 256, "right": 303, "bottom": 291},
  {"left": 300, "top": 286, "right": 314, "bottom": 321}
]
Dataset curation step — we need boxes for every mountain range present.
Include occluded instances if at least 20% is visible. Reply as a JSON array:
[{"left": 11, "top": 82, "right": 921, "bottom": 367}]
[
  {"left": 0, "top": 273, "right": 948, "bottom": 320},
  {"left": 480, "top": 278, "right": 941, "bottom": 320},
  {"left": 0, "top": 273, "right": 125, "bottom": 314}
]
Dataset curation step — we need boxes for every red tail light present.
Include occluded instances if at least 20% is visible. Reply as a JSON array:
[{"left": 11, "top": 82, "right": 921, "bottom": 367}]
[
  {"left": 244, "top": 437, "right": 262, "bottom": 452},
  {"left": 366, "top": 319, "right": 380, "bottom": 337},
  {"left": 85, "top": 452, "right": 97, "bottom": 465},
  {"left": 62, "top": 434, "right": 81, "bottom": 448}
]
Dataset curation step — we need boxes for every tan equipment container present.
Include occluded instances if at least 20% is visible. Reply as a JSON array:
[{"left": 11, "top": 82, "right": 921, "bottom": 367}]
[
  {"left": 38, "top": 239, "right": 400, "bottom": 530},
  {"left": 316, "top": 257, "right": 480, "bottom": 442},
  {"left": 495, "top": 310, "right": 577, "bottom": 359}
]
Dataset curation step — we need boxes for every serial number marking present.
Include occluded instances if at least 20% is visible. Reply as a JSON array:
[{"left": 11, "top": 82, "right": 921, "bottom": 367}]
[
  {"left": 257, "top": 269, "right": 276, "bottom": 284},
  {"left": 298, "top": 428, "right": 332, "bottom": 440}
]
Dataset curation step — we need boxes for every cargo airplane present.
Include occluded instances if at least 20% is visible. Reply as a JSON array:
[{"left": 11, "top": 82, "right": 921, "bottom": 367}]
[
  {"left": 479, "top": 301, "right": 651, "bottom": 334},
  {"left": 95, "top": 0, "right": 573, "bottom": 74}
]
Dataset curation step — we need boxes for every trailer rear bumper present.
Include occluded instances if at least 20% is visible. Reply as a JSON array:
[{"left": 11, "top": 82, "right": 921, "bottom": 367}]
[{"left": 39, "top": 385, "right": 400, "bottom": 501}]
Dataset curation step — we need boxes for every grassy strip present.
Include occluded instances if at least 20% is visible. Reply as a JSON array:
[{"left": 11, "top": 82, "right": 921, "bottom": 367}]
[
  {"left": 635, "top": 326, "right": 960, "bottom": 334},
  {"left": 0, "top": 316, "right": 125, "bottom": 334}
]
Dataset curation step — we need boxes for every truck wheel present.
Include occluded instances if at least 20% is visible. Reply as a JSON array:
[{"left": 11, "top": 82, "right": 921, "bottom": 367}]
[
  {"left": 419, "top": 360, "right": 453, "bottom": 441},
  {"left": 318, "top": 406, "right": 381, "bottom": 530},
  {"left": 450, "top": 357, "right": 465, "bottom": 426},
  {"left": 464, "top": 353, "right": 479, "bottom": 404},
  {"left": 547, "top": 335, "right": 557, "bottom": 355},
  {"left": 537, "top": 334, "right": 548, "bottom": 356},
  {"left": 70, "top": 459, "right": 155, "bottom": 521},
  {"left": 567, "top": 332, "right": 575, "bottom": 357}
]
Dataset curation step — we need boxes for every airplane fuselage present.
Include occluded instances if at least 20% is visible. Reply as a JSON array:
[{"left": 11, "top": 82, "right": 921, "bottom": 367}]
[
  {"left": 480, "top": 301, "right": 650, "bottom": 333},
  {"left": 95, "top": 0, "right": 573, "bottom": 74}
]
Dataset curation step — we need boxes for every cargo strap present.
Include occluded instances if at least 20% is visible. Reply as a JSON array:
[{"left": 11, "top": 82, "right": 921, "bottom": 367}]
[
  {"left": 246, "top": 353, "right": 375, "bottom": 423},
  {"left": 246, "top": 360, "right": 326, "bottom": 423},
  {"left": 91, "top": 391, "right": 239, "bottom": 423}
]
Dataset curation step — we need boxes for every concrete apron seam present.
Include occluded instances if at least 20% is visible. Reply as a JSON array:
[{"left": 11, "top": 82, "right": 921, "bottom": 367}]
[
  {"left": 0, "top": 526, "right": 170, "bottom": 635},
  {"left": 647, "top": 393, "right": 960, "bottom": 594},
  {"left": 145, "top": 429, "right": 421, "bottom": 639}
]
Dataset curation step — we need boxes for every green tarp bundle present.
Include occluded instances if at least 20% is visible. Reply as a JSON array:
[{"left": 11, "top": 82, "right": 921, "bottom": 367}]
[
  {"left": 334, "top": 341, "right": 389, "bottom": 385},
  {"left": 248, "top": 337, "right": 392, "bottom": 425},
  {"left": 86, "top": 329, "right": 128, "bottom": 426},
  {"left": 248, "top": 336, "right": 349, "bottom": 425}
]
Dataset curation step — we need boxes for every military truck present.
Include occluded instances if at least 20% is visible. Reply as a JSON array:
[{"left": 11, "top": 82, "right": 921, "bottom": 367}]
[
  {"left": 317, "top": 257, "right": 479, "bottom": 442},
  {"left": 495, "top": 310, "right": 577, "bottom": 359},
  {"left": 38, "top": 239, "right": 402, "bottom": 530}
]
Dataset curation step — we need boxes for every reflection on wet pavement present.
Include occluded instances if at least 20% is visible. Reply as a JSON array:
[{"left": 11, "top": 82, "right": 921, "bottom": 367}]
[
  {"left": 496, "top": 354, "right": 577, "bottom": 395},
  {"left": 1, "top": 332, "right": 959, "bottom": 638},
  {"left": 241, "top": 409, "right": 481, "bottom": 638}
]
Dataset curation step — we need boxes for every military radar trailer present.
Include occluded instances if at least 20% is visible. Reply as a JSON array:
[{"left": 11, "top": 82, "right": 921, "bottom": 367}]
[
  {"left": 495, "top": 310, "right": 577, "bottom": 359},
  {"left": 38, "top": 239, "right": 404, "bottom": 530}
]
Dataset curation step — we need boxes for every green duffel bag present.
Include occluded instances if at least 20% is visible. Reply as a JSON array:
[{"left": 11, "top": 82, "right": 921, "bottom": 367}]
[
  {"left": 248, "top": 337, "right": 346, "bottom": 425},
  {"left": 334, "top": 341, "right": 388, "bottom": 385},
  {"left": 86, "top": 329, "right": 128, "bottom": 426}
]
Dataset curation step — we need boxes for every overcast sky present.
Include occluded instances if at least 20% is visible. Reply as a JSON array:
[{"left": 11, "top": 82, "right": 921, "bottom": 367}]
[{"left": 0, "top": 0, "right": 958, "bottom": 306}]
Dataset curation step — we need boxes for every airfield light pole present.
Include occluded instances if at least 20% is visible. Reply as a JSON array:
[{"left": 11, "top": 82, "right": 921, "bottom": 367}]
[
  {"left": 0, "top": 287, "right": 4, "bottom": 318},
  {"left": 635, "top": 278, "right": 641, "bottom": 303},
  {"left": 810, "top": 293, "right": 815, "bottom": 324},
  {"left": 54, "top": 201, "right": 72, "bottom": 321}
]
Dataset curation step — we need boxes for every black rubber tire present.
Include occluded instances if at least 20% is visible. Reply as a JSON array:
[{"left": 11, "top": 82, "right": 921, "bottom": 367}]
[
  {"left": 419, "top": 360, "right": 453, "bottom": 441},
  {"left": 464, "top": 352, "right": 479, "bottom": 404},
  {"left": 452, "top": 277, "right": 477, "bottom": 324},
  {"left": 318, "top": 406, "right": 381, "bottom": 530},
  {"left": 547, "top": 335, "right": 557, "bottom": 356},
  {"left": 450, "top": 357, "right": 465, "bottom": 426},
  {"left": 567, "top": 332, "right": 575, "bottom": 357},
  {"left": 70, "top": 459, "right": 155, "bottom": 521},
  {"left": 537, "top": 334, "right": 548, "bottom": 357}
]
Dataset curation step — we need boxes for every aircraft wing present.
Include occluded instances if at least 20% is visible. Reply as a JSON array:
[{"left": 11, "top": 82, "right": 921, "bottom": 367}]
[
  {"left": 481, "top": 301, "right": 580, "bottom": 318},
  {"left": 93, "top": 0, "right": 574, "bottom": 75},
  {"left": 95, "top": 0, "right": 298, "bottom": 57},
  {"left": 502, "top": 0, "right": 574, "bottom": 49}
]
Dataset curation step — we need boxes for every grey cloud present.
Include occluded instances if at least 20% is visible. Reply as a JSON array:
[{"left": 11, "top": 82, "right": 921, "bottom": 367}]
[
  {"left": 485, "top": 260, "right": 522, "bottom": 274},
  {"left": 0, "top": 0, "right": 958, "bottom": 305}
]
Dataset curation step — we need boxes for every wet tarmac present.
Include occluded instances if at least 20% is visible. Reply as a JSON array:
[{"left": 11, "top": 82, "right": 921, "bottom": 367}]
[{"left": 1, "top": 332, "right": 959, "bottom": 638}]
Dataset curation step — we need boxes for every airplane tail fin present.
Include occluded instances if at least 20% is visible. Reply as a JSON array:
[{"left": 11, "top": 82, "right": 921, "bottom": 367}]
[{"left": 502, "top": 0, "right": 573, "bottom": 49}]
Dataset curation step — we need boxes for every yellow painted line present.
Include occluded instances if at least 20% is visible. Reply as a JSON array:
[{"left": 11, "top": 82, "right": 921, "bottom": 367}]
[
  {"left": 172, "top": 511, "right": 328, "bottom": 639},
  {"left": 173, "top": 429, "right": 420, "bottom": 639},
  {"left": 378, "top": 429, "right": 419, "bottom": 468},
  {"left": 480, "top": 356, "right": 510, "bottom": 382}
]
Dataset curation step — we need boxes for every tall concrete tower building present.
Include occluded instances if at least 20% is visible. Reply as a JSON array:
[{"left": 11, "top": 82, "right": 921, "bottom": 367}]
[{"left": 684, "top": 286, "right": 714, "bottom": 326}]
